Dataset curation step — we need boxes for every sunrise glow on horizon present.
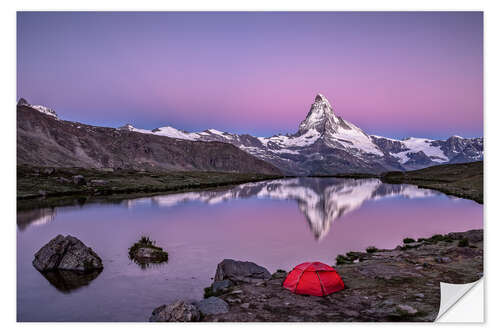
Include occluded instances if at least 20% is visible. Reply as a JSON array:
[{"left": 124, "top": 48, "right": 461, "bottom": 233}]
[{"left": 17, "top": 11, "right": 483, "bottom": 139}]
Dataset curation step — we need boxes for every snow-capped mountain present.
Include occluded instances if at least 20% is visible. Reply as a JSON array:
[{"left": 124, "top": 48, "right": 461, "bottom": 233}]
[{"left": 120, "top": 94, "right": 483, "bottom": 175}]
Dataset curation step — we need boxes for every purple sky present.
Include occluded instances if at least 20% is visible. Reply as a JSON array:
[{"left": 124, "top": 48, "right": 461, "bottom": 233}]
[{"left": 17, "top": 12, "right": 483, "bottom": 139}]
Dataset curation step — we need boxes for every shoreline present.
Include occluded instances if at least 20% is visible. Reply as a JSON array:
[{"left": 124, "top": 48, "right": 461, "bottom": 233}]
[
  {"left": 17, "top": 161, "right": 483, "bottom": 211},
  {"left": 194, "top": 229, "right": 483, "bottom": 322},
  {"left": 17, "top": 165, "right": 286, "bottom": 210},
  {"left": 312, "top": 162, "right": 483, "bottom": 204}
]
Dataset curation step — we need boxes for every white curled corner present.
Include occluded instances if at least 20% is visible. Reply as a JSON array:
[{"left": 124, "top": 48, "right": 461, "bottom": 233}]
[{"left": 435, "top": 278, "right": 483, "bottom": 322}]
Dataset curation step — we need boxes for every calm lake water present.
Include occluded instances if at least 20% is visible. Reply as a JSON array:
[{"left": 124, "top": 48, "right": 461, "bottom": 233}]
[{"left": 17, "top": 177, "right": 483, "bottom": 322}]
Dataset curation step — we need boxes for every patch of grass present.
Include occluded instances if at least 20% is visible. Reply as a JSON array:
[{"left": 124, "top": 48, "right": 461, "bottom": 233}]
[
  {"left": 203, "top": 286, "right": 214, "bottom": 298},
  {"left": 128, "top": 235, "right": 168, "bottom": 269},
  {"left": 17, "top": 164, "right": 284, "bottom": 205},
  {"left": 139, "top": 236, "right": 154, "bottom": 246},
  {"left": 272, "top": 269, "right": 287, "bottom": 278},
  {"left": 380, "top": 161, "right": 483, "bottom": 204},
  {"left": 346, "top": 251, "right": 360, "bottom": 259},
  {"left": 203, "top": 284, "right": 227, "bottom": 298},
  {"left": 458, "top": 238, "right": 469, "bottom": 247},
  {"left": 427, "top": 234, "right": 454, "bottom": 244},
  {"left": 335, "top": 254, "right": 351, "bottom": 265},
  {"left": 366, "top": 246, "right": 378, "bottom": 253},
  {"left": 403, "top": 238, "right": 416, "bottom": 244},
  {"left": 400, "top": 244, "right": 422, "bottom": 251},
  {"left": 430, "top": 234, "right": 445, "bottom": 242}
]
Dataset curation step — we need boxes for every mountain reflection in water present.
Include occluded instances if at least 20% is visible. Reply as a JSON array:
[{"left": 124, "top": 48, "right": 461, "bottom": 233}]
[{"left": 18, "top": 178, "right": 442, "bottom": 240}]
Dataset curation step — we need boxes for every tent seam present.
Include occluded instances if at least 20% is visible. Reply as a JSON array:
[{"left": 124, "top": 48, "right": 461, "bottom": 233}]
[
  {"left": 294, "top": 268, "right": 308, "bottom": 293},
  {"left": 315, "top": 271, "right": 327, "bottom": 296}
]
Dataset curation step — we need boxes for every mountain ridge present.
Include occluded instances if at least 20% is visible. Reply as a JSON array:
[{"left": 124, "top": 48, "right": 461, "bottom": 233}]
[
  {"left": 16, "top": 102, "right": 282, "bottom": 175},
  {"left": 118, "top": 94, "right": 483, "bottom": 175}
]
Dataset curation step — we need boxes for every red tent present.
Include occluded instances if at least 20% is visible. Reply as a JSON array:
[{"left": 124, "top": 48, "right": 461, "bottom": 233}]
[{"left": 283, "top": 262, "right": 344, "bottom": 296}]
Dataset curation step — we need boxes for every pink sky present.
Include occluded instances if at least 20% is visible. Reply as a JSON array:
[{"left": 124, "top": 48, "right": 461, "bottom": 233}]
[{"left": 17, "top": 12, "right": 483, "bottom": 139}]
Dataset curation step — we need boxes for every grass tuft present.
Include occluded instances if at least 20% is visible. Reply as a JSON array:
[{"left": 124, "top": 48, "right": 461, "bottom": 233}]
[
  {"left": 335, "top": 254, "right": 351, "bottom": 265},
  {"left": 403, "top": 238, "right": 416, "bottom": 244},
  {"left": 128, "top": 235, "right": 168, "bottom": 269}
]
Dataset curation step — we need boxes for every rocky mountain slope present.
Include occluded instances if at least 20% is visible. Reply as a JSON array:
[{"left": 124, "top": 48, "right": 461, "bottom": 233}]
[
  {"left": 17, "top": 101, "right": 282, "bottom": 175},
  {"left": 121, "top": 94, "right": 483, "bottom": 175}
]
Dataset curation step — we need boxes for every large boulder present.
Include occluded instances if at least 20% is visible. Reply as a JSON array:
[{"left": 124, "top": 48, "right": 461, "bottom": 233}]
[
  {"left": 149, "top": 300, "right": 200, "bottom": 322},
  {"left": 214, "top": 259, "right": 271, "bottom": 283},
  {"left": 33, "top": 235, "right": 103, "bottom": 272},
  {"left": 196, "top": 297, "right": 229, "bottom": 315}
]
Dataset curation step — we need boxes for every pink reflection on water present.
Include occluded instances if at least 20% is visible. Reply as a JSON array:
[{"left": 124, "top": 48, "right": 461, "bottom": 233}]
[{"left": 17, "top": 179, "right": 483, "bottom": 321}]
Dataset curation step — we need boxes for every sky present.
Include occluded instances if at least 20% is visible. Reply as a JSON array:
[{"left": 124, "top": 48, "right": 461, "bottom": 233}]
[{"left": 17, "top": 12, "right": 483, "bottom": 139}]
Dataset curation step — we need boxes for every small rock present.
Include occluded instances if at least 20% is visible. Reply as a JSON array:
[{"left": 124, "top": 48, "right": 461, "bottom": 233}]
[
  {"left": 56, "top": 177, "right": 71, "bottom": 184},
  {"left": 230, "top": 289, "right": 243, "bottom": 295},
  {"left": 90, "top": 179, "right": 108, "bottom": 185},
  {"left": 225, "top": 297, "right": 241, "bottom": 304},
  {"left": 212, "top": 279, "right": 232, "bottom": 293},
  {"left": 415, "top": 293, "right": 425, "bottom": 298},
  {"left": 397, "top": 304, "right": 418, "bottom": 315},
  {"left": 196, "top": 297, "right": 229, "bottom": 315},
  {"left": 381, "top": 300, "right": 394, "bottom": 306},
  {"left": 435, "top": 256, "right": 452, "bottom": 263},
  {"left": 343, "top": 309, "right": 360, "bottom": 317},
  {"left": 240, "top": 303, "right": 250, "bottom": 309},
  {"left": 149, "top": 300, "right": 200, "bottom": 322},
  {"left": 72, "top": 175, "right": 86, "bottom": 185},
  {"left": 255, "top": 281, "right": 266, "bottom": 287},
  {"left": 38, "top": 190, "right": 47, "bottom": 196},
  {"left": 41, "top": 168, "right": 55, "bottom": 175},
  {"left": 33, "top": 235, "right": 103, "bottom": 272}
]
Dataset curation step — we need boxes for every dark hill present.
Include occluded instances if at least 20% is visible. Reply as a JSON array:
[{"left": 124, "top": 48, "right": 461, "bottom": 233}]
[
  {"left": 17, "top": 105, "right": 282, "bottom": 175},
  {"left": 381, "top": 161, "right": 483, "bottom": 203}
]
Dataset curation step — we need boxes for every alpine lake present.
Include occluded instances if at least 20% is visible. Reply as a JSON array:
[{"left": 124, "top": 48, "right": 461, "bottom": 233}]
[{"left": 17, "top": 177, "right": 483, "bottom": 321}]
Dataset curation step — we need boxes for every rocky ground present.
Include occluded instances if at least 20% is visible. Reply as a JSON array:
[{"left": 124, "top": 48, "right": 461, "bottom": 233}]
[
  {"left": 17, "top": 164, "right": 284, "bottom": 210},
  {"left": 194, "top": 230, "right": 483, "bottom": 322},
  {"left": 381, "top": 161, "right": 483, "bottom": 204}
]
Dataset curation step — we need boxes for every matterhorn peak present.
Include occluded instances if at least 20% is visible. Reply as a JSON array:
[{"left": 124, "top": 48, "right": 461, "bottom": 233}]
[
  {"left": 314, "top": 93, "right": 333, "bottom": 110},
  {"left": 298, "top": 93, "right": 338, "bottom": 135}
]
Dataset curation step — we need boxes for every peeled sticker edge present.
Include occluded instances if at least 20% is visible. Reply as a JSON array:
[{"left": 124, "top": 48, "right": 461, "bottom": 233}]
[{"left": 435, "top": 278, "right": 483, "bottom": 322}]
